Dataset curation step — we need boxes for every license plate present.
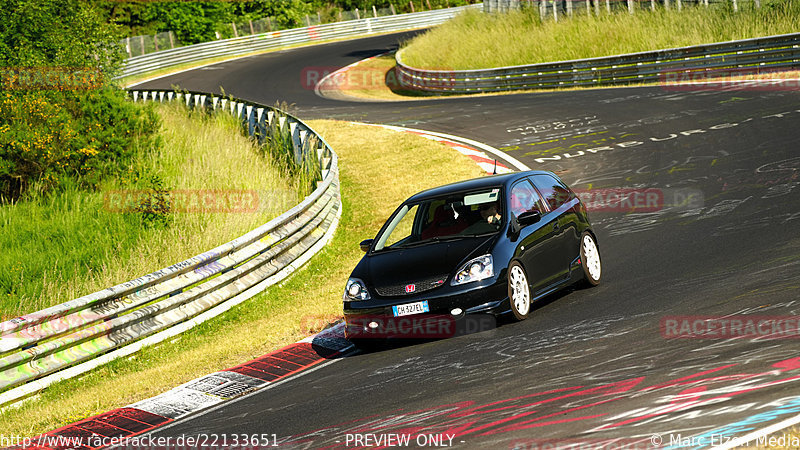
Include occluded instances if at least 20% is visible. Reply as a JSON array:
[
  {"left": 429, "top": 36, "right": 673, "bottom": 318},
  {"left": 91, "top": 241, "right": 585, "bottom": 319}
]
[{"left": 392, "top": 301, "right": 430, "bottom": 317}]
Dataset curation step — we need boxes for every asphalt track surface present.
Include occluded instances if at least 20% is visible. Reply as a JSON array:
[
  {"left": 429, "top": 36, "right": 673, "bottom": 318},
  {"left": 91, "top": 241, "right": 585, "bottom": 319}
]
[{"left": 136, "top": 32, "right": 800, "bottom": 449}]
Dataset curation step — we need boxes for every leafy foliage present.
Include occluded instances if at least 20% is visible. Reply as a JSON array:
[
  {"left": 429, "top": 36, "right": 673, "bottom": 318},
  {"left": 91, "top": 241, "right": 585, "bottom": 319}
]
[
  {"left": 0, "top": 89, "right": 160, "bottom": 200},
  {"left": 0, "top": 0, "right": 122, "bottom": 72},
  {"left": 132, "top": 174, "right": 172, "bottom": 228},
  {"left": 0, "top": 0, "right": 161, "bottom": 202}
]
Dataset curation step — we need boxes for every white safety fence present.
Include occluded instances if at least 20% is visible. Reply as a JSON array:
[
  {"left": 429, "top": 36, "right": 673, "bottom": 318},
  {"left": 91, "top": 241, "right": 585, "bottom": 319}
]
[{"left": 118, "top": 5, "right": 482, "bottom": 79}]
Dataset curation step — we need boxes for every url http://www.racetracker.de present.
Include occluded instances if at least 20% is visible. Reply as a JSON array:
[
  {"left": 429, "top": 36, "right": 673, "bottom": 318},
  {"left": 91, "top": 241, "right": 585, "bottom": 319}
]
[{"left": 0, "top": 433, "right": 280, "bottom": 449}]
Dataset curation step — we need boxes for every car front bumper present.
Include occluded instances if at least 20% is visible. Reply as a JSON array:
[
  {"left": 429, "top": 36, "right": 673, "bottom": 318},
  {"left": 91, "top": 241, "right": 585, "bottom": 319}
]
[{"left": 343, "top": 280, "right": 508, "bottom": 339}]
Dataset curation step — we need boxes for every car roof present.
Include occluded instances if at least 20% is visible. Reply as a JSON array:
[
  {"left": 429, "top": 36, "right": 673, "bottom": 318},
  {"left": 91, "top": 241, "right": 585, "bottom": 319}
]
[{"left": 405, "top": 170, "right": 555, "bottom": 203}]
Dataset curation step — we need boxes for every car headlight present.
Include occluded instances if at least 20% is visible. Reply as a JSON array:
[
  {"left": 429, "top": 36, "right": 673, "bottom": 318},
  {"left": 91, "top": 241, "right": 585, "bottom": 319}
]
[
  {"left": 344, "top": 278, "right": 370, "bottom": 301},
  {"left": 451, "top": 254, "right": 494, "bottom": 286}
]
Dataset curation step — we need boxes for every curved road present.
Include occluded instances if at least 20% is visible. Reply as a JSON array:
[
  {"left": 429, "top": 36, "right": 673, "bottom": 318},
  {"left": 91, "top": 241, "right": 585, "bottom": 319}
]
[{"left": 136, "top": 32, "right": 800, "bottom": 449}]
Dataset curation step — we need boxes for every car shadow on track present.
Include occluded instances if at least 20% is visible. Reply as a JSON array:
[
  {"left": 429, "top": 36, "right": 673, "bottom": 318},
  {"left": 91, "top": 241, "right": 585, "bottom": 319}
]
[{"left": 344, "top": 284, "right": 586, "bottom": 355}]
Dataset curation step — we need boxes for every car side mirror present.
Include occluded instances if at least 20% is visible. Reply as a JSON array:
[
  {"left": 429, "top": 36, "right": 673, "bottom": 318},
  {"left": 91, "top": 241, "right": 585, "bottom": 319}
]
[
  {"left": 359, "top": 239, "right": 373, "bottom": 252},
  {"left": 517, "top": 210, "right": 541, "bottom": 227}
]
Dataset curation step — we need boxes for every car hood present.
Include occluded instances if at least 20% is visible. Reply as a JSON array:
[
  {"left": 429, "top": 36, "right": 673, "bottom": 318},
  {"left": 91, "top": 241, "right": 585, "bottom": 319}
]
[{"left": 363, "top": 235, "right": 496, "bottom": 295}]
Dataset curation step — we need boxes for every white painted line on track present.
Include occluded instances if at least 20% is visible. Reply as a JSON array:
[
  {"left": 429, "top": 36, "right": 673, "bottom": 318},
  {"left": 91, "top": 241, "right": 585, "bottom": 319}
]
[
  {"left": 125, "top": 60, "right": 239, "bottom": 88},
  {"left": 359, "top": 123, "right": 531, "bottom": 172},
  {"left": 711, "top": 408, "right": 800, "bottom": 450}
]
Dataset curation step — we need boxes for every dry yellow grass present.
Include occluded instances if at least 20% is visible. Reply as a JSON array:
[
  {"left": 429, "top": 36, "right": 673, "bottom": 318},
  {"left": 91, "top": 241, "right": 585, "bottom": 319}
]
[{"left": 0, "top": 120, "right": 485, "bottom": 437}]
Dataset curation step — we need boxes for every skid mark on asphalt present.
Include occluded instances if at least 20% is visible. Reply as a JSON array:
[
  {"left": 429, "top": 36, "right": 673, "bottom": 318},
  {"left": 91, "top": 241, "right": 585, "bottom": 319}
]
[{"left": 275, "top": 324, "right": 800, "bottom": 448}]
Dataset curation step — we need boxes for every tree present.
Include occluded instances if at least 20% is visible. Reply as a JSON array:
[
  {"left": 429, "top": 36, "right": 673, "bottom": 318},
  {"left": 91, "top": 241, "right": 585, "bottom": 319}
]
[
  {"left": 0, "top": 0, "right": 159, "bottom": 202},
  {"left": 0, "top": 0, "right": 123, "bottom": 76}
]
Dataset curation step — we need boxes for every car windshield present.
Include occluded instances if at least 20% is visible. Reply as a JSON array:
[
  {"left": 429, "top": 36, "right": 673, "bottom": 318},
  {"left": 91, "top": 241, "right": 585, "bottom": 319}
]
[{"left": 373, "top": 188, "right": 504, "bottom": 251}]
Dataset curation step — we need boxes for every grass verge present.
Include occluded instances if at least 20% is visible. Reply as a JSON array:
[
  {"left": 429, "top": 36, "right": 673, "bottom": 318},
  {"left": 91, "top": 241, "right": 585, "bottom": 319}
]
[
  {"left": 401, "top": 0, "right": 800, "bottom": 70},
  {"left": 0, "top": 120, "right": 486, "bottom": 437},
  {"left": 0, "top": 102, "right": 298, "bottom": 318}
]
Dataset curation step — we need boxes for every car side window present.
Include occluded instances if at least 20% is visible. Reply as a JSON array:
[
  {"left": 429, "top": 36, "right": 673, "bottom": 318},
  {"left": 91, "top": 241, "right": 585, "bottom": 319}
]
[
  {"left": 382, "top": 204, "right": 420, "bottom": 248},
  {"left": 532, "top": 174, "right": 574, "bottom": 211},
  {"left": 509, "top": 181, "right": 544, "bottom": 217}
]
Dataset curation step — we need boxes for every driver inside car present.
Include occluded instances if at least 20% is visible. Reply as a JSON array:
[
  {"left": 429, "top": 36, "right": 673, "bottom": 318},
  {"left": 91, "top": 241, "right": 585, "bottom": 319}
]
[
  {"left": 479, "top": 201, "right": 501, "bottom": 225},
  {"left": 461, "top": 201, "right": 503, "bottom": 235}
]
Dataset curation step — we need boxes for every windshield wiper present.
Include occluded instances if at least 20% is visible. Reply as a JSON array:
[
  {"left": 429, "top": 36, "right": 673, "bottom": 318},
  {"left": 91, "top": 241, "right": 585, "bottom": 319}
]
[
  {"left": 459, "top": 231, "right": 498, "bottom": 237},
  {"left": 395, "top": 235, "right": 465, "bottom": 248}
]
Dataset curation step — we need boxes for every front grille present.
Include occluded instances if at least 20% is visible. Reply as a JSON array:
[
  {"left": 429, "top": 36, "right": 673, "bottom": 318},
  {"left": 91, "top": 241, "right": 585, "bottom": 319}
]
[{"left": 374, "top": 275, "right": 448, "bottom": 297}]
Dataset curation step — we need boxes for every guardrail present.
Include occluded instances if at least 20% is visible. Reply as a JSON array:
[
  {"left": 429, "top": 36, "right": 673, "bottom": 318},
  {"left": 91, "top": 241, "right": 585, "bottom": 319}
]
[
  {"left": 395, "top": 32, "right": 800, "bottom": 93},
  {"left": 0, "top": 90, "right": 341, "bottom": 407},
  {"left": 118, "top": 4, "right": 482, "bottom": 80}
]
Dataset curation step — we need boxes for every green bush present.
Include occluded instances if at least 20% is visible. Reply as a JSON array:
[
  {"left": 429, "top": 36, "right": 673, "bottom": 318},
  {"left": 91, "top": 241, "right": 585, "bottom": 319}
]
[
  {"left": 131, "top": 174, "right": 172, "bottom": 228},
  {"left": 0, "top": 89, "right": 160, "bottom": 201},
  {"left": 0, "top": 0, "right": 162, "bottom": 202},
  {"left": 0, "top": 0, "right": 122, "bottom": 72}
]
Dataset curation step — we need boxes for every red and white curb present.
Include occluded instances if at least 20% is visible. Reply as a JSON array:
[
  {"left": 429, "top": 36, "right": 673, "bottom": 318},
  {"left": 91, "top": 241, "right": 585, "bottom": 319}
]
[
  {"left": 11, "top": 324, "right": 351, "bottom": 450},
  {"left": 357, "top": 123, "right": 531, "bottom": 174}
]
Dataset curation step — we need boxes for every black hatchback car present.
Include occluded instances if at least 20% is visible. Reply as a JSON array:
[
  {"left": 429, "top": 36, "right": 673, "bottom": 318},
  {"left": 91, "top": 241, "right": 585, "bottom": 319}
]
[{"left": 343, "top": 170, "right": 601, "bottom": 341}]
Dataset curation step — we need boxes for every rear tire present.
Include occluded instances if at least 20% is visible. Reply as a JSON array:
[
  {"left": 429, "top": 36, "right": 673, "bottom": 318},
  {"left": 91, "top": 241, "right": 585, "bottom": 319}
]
[
  {"left": 580, "top": 232, "right": 602, "bottom": 286},
  {"left": 508, "top": 261, "right": 531, "bottom": 321}
]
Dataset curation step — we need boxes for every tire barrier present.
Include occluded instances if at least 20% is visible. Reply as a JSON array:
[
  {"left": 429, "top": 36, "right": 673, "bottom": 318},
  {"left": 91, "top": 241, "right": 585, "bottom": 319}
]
[
  {"left": 118, "top": 5, "right": 482, "bottom": 80},
  {"left": 0, "top": 90, "right": 341, "bottom": 408},
  {"left": 395, "top": 32, "right": 800, "bottom": 93}
]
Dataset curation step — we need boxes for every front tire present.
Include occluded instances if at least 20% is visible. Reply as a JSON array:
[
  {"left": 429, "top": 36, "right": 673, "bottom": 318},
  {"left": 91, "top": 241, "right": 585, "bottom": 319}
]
[
  {"left": 580, "top": 232, "right": 602, "bottom": 286},
  {"left": 508, "top": 261, "right": 531, "bottom": 321}
]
